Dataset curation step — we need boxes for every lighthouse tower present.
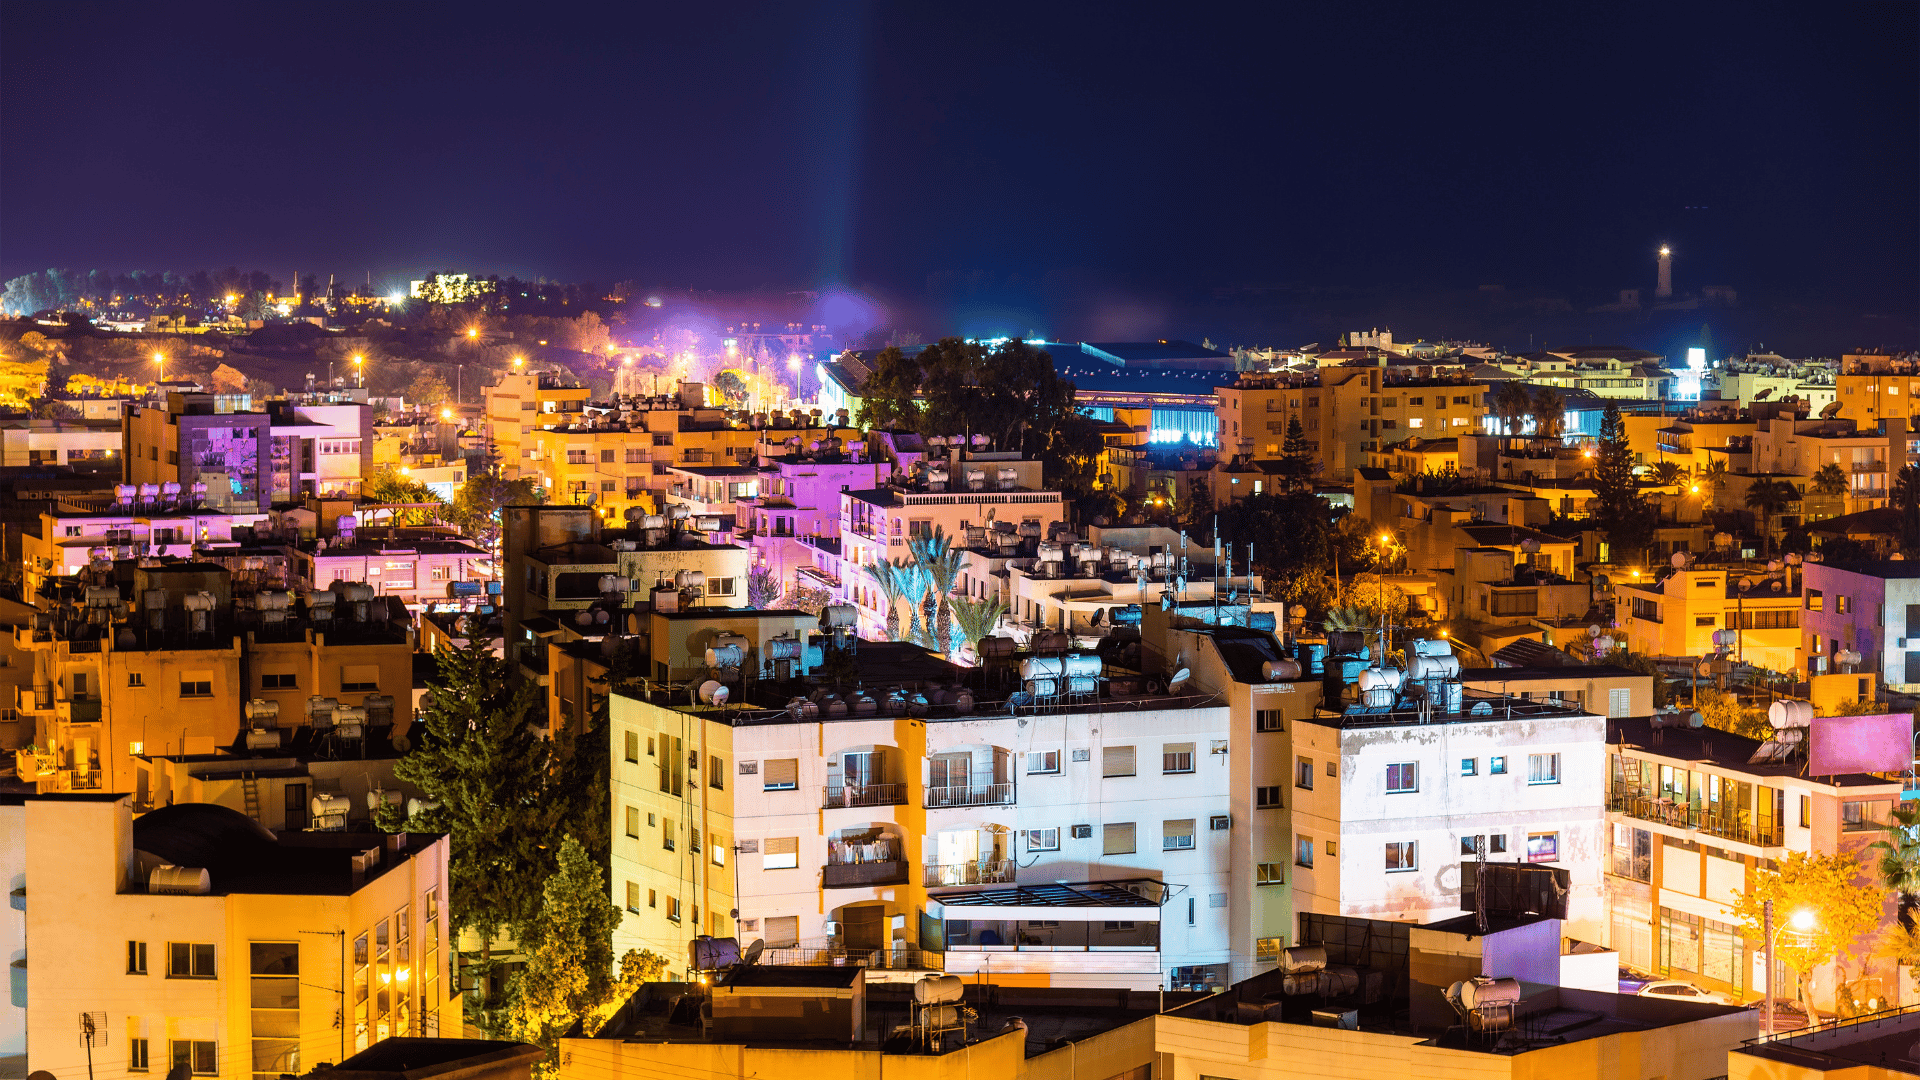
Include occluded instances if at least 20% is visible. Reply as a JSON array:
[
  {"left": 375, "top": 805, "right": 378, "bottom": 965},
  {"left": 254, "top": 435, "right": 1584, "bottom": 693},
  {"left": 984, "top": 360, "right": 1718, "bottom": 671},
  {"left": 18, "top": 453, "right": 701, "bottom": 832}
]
[{"left": 1655, "top": 246, "right": 1673, "bottom": 299}]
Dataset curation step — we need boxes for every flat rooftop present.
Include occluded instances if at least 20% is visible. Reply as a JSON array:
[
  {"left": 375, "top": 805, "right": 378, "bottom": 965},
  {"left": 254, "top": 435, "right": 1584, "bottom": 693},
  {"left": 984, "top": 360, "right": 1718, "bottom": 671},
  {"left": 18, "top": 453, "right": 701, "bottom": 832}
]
[
  {"left": 595, "top": 980, "right": 1193, "bottom": 1058},
  {"left": 1733, "top": 1008, "right": 1920, "bottom": 1073}
]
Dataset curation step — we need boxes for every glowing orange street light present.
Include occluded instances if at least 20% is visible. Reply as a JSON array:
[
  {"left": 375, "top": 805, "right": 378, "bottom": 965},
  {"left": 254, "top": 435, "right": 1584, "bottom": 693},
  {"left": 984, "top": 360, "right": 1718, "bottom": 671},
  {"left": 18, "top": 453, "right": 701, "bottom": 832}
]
[
  {"left": 440, "top": 408, "right": 453, "bottom": 421},
  {"left": 466, "top": 327, "right": 479, "bottom": 340},
  {"left": 511, "top": 355, "right": 525, "bottom": 368}
]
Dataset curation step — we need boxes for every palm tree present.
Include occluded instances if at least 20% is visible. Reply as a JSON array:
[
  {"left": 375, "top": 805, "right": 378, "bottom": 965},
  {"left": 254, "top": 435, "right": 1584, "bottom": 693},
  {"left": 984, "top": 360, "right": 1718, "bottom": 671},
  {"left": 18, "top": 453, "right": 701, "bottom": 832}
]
[
  {"left": 1870, "top": 803, "right": 1920, "bottom": 933},
  {"left": 1811, "top": 463, "right": 1850, "bottom": 499},
  {"left": 894, "top": 558, "right": 931, "bottom": 647},
  {"left": 1893, "top": 465, "right": 1920, "bottom": 549},
  {"left": 1650, "top": 460, "right": 1683, "bottom": 487},
  {"left": 908, "top": 527, "right": 966, "bottom": 655},
  {"left": 865, "top": 557, "right": 911, "bottom": 642},
  {"left": 1744, "top": 478, "right": 1795, "bottom": 556},
  {"left": 1530, "top": 385, "right": 1567, "bottom": 442},
  {"left": 1493, "top": 381, "right": 1532, "bottom": 446},
  {"left": 950, "top": 596, "right": 1008, "bottom": 662},
  {"left": 1701, "top": 458, "right": 1731, "bottom": 510}
]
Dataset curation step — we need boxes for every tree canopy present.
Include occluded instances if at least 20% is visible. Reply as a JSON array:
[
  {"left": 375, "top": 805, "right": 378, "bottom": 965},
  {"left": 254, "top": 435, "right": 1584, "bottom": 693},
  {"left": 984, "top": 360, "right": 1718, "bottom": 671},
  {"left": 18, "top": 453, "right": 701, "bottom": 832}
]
[{"left": 1591, "top": 402, "right": 1656, "bottom": 562}]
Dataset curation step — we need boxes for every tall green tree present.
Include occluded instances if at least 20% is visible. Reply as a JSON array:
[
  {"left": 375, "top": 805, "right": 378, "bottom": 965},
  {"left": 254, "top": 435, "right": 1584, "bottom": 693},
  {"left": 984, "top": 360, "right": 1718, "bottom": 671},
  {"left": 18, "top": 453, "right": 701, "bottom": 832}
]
[
  {"left": 450, "top": 456, "right": 544, "bottom": 549},
  {"left": 505, "top": 837, "right": 668, "bottom": 1073},
  {"left": 1892, "top": 465, "right": 1920, "bottom": 549},
  {"left": 1277, "top": 416, "right": 1317, "bottom": 491},
  {"left": 1592, "top": 402, "right": 1656, "bottom": 562},
  {"left": 364, "top": 466, "right": 445, "bottom": 525},
  {"left": 379, "top": 639, "right": 564, "bottom": 950},
  {"left": 1493, "top": 381, "right": 1532, "bottom": 443},
  {"left": 746, "top": 564, "right": 781, "bottom": 608},
  {"left": 853, "top": 346, "right": 923, "bottom": 431}
]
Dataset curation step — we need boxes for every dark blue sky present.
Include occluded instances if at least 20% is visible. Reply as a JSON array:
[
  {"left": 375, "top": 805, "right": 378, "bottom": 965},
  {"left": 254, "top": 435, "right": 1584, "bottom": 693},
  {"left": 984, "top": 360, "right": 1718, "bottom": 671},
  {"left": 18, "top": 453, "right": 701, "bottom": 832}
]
[{"left": 2, "top": 1, "right": 1914, "bottom": 347}]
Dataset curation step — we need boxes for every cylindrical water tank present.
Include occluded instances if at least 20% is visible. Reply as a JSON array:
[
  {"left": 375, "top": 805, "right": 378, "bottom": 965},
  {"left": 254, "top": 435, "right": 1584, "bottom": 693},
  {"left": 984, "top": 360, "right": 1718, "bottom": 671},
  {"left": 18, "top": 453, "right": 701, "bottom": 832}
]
[
  {"left": 311, "top": 794, "right": 353, "bottom": 817},
  {"left": 148, "top": 865, "right": 212, "bottom": 895},
  {"left": 366, "top": 789, "right": 404, "bottom": 811},
  {"left": 1262, "top": 659, "right": 1303, "bottom": 681},
  {"left": 675, "top": 570, "right": 707, "bottom": 590},
  {"left": 407, "top": 798, "right": 442, "bottom": 819},
  {"left": 706, "top": 644, "right": 745, "bottom": 668},
  {"left": 1280, "top": 945, "right": 1327, "bottom": 974},
  {"left": 914, "top": 974, "right": 965, "bottom": 1004},
  {"left": 1769, "top": 700, "right": 1815, "bottom": 728}
]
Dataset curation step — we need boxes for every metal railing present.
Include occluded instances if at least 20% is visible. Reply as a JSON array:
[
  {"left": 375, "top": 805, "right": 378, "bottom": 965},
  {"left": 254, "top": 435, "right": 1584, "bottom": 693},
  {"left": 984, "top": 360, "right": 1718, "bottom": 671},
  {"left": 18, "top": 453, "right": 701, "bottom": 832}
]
[
  {"left": 924, "top": 860, "right": 1016, "bottom": 887},
  {"left": 822, "top": 784, "right": 907, "bottom": 809},
  {"left": 757, "top": 943, "right": 944, "bottom": 971},
  {"left": 925, "top": 783, "right": 1014, "bottom": 809},
  {"left": 1607, "top": 791, "right": 1783, "bottom": 848}
]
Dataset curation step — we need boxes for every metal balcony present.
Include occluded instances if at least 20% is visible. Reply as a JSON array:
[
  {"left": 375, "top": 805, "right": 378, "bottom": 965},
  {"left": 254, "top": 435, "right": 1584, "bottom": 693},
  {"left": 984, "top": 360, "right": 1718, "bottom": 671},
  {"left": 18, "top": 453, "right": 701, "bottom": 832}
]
[
  {"left": 923, "top": 860, "right": 1016, "bottom": 887},
  {"left": 924, "top": 783, "right": 1014, "bottom": 809},
  {"left": 823, "top": 860, "right": 909, "bottom": 888},
  {"left": 822, "top": 784, "right": 907, "bottom": 809}
]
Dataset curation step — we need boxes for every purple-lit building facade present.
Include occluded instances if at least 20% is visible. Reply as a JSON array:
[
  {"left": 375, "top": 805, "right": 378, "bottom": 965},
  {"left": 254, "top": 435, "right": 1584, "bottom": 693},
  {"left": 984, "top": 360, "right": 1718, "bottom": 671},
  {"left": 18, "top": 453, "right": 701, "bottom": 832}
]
[{"left": 1801, "top": 560, "right": 1920, "bottom": 690}]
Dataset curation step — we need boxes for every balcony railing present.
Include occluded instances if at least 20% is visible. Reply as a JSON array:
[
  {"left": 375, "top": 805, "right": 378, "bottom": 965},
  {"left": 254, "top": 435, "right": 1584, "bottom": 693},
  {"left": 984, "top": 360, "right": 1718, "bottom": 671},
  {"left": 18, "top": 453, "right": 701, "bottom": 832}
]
[
  {"left": 823, "top": 860, "right": 909, "bottom": 888},
  {"left": 924, "top": 860, "right": 1016, "bottom": 887},
  {"left": 925, "top": 783, "right": 1014, "bottom": 809},
  {"left": 1608, "top": 791, "right": 1783, "bottom": 848},
  {"left": 823, "top": 784, "right": 907, "bottom": 809}
]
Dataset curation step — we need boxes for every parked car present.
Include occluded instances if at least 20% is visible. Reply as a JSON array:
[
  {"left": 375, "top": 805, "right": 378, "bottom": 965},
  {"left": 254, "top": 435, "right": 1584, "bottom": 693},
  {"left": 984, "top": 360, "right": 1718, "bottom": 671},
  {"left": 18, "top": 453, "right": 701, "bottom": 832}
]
[
  {"left": 1637, "top": 979, "right": 1734, "bottom": 1004},
  {"left": 1751, "top": 997, "right": 1830, "bottom": 1032},
  {"left": 1617, "top": 966, "right": 1656, "bottom": 994}
]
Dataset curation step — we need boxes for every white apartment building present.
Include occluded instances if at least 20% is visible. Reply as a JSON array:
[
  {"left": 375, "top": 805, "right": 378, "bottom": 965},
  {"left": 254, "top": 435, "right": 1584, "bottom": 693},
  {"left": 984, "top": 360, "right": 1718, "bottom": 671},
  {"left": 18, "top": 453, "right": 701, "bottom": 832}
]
[
  {"left": 1285, "top": 691, "right": 1608, "bottom": 943},
  {"left": 11, "top": 794, "right": 451, "bottom": 1080}
]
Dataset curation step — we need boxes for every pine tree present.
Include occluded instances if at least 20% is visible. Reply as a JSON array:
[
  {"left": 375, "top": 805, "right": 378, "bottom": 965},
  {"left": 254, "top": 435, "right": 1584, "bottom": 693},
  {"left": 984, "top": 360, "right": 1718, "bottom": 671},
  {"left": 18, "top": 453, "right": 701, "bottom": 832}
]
[
  {"left": 506, "top": 837, "right": 669, "bottom": 1074},
  {"left": 1591, "top": 402, "right": 1656, "bottom": 562},
  {"left": 380, "top": 638, "right": 560, "bottom": 950},
  {"left": 1277, "top": 416, "right": 1316, "bottom": 491}
]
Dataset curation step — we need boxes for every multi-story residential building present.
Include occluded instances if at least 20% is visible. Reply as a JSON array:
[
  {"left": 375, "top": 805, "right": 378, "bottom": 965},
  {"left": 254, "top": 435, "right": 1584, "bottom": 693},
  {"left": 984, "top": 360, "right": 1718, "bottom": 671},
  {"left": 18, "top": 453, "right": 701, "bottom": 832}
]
[
  {"left": 0, "top": 416, "right": 123, "bottom": 470},
  {"left": 1617, "top": 563, "right": 1802, "bottom": 672},
  {"left": 1754, "top": 415, "right": 1914, "bottom": 512},
  {"left": 1215, "top": 369, "right": 1490, "bottom": 481},
  {"left": 22, "top": 501, "right": 271, "bottom": 600},
  {"left": 1801, "top": 559, "right": 1920, "bottom": 687},
  {"left": 13, "top": 794, "right": 452, "bottom": 1080},
  {"left": 481, "top": 369, "right": 591, "bottom": 477},
  {"left": 734, "top": 451, "right": 881, "bottom": 586},
  {"left": 607, "top": 606, "right": 1327, "bottom": 992},
  {"left": 1831, "top": 351, "right": 1920, "bottom": 431},
  {"left": 290, "top": 528, "right": 490, "bottom": 609},
  {"left": 1604, "top": 714, "right": 1905, "bottom": 1007},
  {"left": 840, "top": 455, "right": 1060, "bottom": 641},
  {"left": 17, "top": 561, "right": 416, "bottom": 800},
  {"left": 125, "top": 393, "right": 372, "bottom": 510},
  {"left": 1283, "top": 655, "right": 1609, "bottom": 943},
  {"left": 499, "top": 505, "right": 750, "bottom": 709}
]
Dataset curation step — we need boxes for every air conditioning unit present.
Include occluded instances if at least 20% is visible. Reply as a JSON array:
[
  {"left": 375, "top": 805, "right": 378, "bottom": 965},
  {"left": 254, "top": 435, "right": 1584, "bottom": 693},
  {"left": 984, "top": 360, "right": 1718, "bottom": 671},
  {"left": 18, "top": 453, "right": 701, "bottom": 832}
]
[
  {"left": 1210, "top": 815, "right": 1231, "bottom": 831},
  {"left": 1071, "top": 748, "right": 1091, "bottom": 762},
  {"left": 1071, "top": 824, "right": 1093, "bottom": 840}
]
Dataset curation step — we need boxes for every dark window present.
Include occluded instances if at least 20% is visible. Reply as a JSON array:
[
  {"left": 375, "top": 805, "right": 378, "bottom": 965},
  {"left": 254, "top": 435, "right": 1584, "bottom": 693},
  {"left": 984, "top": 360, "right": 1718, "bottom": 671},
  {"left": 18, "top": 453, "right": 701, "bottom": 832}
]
[
  {"left": 167, "top": 942, "right": 215, "bottom": 978},
  {"left": 1255, "top": 710, "right": 1284, "bottom": 732},
  {"left": 172, "top": 1041, "right": 216, "bottom": 1075},
  {"left": 178, "top": 680, "right": 212, "bottom": 698},
  {"left": 127, "top": 940, "right": 147, "bottom": 974},
  {"left": 1256, "top": 785, "right": 1282, "bottom": 809},
  {"left": 261, "top": 673, "right": 296, "bottom": 689}
]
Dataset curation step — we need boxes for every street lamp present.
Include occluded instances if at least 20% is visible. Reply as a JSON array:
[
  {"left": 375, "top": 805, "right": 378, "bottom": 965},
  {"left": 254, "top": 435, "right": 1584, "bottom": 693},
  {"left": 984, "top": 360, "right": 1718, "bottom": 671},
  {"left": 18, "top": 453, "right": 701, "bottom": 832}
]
[
  {"left": 1762, "top": 901, "right": 1817, "bottom": 1037},
  {"left": 151, "top": 352, "right": 165, "bottom": 386},
  {"left": 352, "top": 354, "right": 365, "bottom": 388}
]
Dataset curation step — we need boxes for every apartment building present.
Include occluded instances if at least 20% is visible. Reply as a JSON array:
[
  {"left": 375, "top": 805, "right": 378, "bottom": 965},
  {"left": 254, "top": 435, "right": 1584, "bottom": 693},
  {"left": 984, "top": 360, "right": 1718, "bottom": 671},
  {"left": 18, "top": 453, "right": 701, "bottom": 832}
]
[
  {"left": 1832, "top": 352, "right": 1920, "bottom": 431},
  {"left": 734, "top": 451, "right": 881, "bottom": 587},
  {"left": 1604, "top": 714, "right": 1905, "bottom": 1007},
  {"left": 17, "top": 560, "right": 416, "bottom": 799},
  {"left": 22, "top": 502, "right": 271, "bottom": 600},
  {"left": 13, "top": 794, "right": 451, "bottom": 1080},
  {"left": 1754, "top": 415, "right": 1914, "bottom": 512},
  {"left": 125, "top": 393, "right": 373, "bottom": 510},
  {"left": 1213, "top": 369, "right": 1489, "bottom": 481},
  {"left": 481, "top": 369, "right": 590, "bottom": 477},
  {"left": 1283, "top": 664, "right": 1609, "bottom": 943},
  {"left": 840, "top": 455, "right": 1060, "bottom": 641},
  {"left": 1617, "top": 563, "right": 1802, "bottom": 672},
  {"left": 606, "top": 603, "right": 1334, "bottom": 991},
  {"left": 0, "top": 416, "right": 122, "bottom": 469},
  {"left": 1802, "top": 559, "right": 1920, "bottom": 687}
]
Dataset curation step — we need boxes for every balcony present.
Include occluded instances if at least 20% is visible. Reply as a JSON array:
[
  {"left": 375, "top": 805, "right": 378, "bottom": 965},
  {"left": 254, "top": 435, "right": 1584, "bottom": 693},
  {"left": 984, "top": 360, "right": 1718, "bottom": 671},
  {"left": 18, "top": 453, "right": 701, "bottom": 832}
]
[
  {"left": 924, "top": 783, "right": 1014, "bottom": 809},
  {"left": 823, "top": 860, "right": 909, "bottom": 888},
  {"left": 1608, "top": 790, "right": 1782, "bottom": 848},
  {"left": 822, "top": 784, "right": 907, "bottom": 809},
  {"left": 924, "top": 860, "right": 1016, "bottom": 887}
]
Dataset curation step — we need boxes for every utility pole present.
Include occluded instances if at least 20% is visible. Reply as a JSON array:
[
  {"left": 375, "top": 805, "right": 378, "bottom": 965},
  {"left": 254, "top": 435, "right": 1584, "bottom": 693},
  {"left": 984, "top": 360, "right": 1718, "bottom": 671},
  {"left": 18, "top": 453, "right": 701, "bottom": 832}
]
[{"left": 1763, "top": 899, "right": 1775, "bottom": 1037}]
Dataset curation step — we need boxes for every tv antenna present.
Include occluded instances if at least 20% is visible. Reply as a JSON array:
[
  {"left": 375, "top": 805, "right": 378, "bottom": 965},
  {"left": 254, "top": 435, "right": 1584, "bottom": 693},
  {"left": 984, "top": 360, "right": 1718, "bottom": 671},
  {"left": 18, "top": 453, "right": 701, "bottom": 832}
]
[{"left": 80, "top": 1010, "right": 108, "bottom": 1080}]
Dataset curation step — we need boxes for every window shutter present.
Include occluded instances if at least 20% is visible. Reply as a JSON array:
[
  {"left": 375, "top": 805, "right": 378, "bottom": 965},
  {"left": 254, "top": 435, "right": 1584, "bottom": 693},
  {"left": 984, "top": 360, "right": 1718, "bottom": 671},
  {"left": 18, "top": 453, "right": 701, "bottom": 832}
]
[
  {"left": 1101, "top": 745, "right": 1136, "bottom": 777},
  {"left": 1164, "top": 819, "right": 1195, "bottom": 848},
  {"left": 764, "top": 759, "right": 798, "bottom": 788},
  {"left": 765, "top": 916, "right": 799, "bottom": 948},
  {"left": 1102, "top": 822, "right": 1136, "bottom": 855}
]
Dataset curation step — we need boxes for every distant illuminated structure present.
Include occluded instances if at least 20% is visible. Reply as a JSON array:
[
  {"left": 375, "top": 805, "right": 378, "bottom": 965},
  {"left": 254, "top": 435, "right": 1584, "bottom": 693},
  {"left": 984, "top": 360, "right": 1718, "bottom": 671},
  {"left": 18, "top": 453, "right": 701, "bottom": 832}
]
[
  {"left": 1656, "top": 246, "right": 1673, "bottom": 299},
  {"left": 1678, "top": 346, "right": 1706, "bottom": 401},
  {"left": 409, "top": 273, "right": 498, "bottom": 304}
]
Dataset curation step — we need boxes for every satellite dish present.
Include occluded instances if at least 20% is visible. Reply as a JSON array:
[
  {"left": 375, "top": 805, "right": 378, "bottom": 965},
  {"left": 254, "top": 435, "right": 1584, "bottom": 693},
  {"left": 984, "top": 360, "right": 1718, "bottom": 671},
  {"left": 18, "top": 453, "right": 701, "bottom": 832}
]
[
  {"left": 1167, "top": 668, "right": 1192, "bottom": 693},
  {"left": 1091, "top": 607, "right": 1105, "bottom": 627},
  {"left": 1588, "top": 625, "right": 1601, "bottom": 638},
  {"left": 741, "top": 939, "right": 765, "bottom": 965},
  {"left": 1160, "top": 592, "right": 1173, "bottom": 611}
]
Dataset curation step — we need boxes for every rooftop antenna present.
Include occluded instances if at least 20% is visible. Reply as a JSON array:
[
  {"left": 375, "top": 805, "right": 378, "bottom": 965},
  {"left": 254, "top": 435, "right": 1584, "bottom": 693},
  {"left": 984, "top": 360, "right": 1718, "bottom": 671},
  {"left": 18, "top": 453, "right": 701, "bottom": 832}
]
[
  {"left": 80, "top": 1011, "right": 106, "bottom": 1080},
  {"left": 1212, "top": 518, "right": 1221, "bottom": 628}
]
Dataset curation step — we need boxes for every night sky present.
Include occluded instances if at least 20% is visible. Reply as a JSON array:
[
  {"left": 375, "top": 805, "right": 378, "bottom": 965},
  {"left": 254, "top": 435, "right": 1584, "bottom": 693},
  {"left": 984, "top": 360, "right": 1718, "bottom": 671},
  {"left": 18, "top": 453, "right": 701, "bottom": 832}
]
[{"left": 3, "top": 2, "right": 1914, "bottom": 350}]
